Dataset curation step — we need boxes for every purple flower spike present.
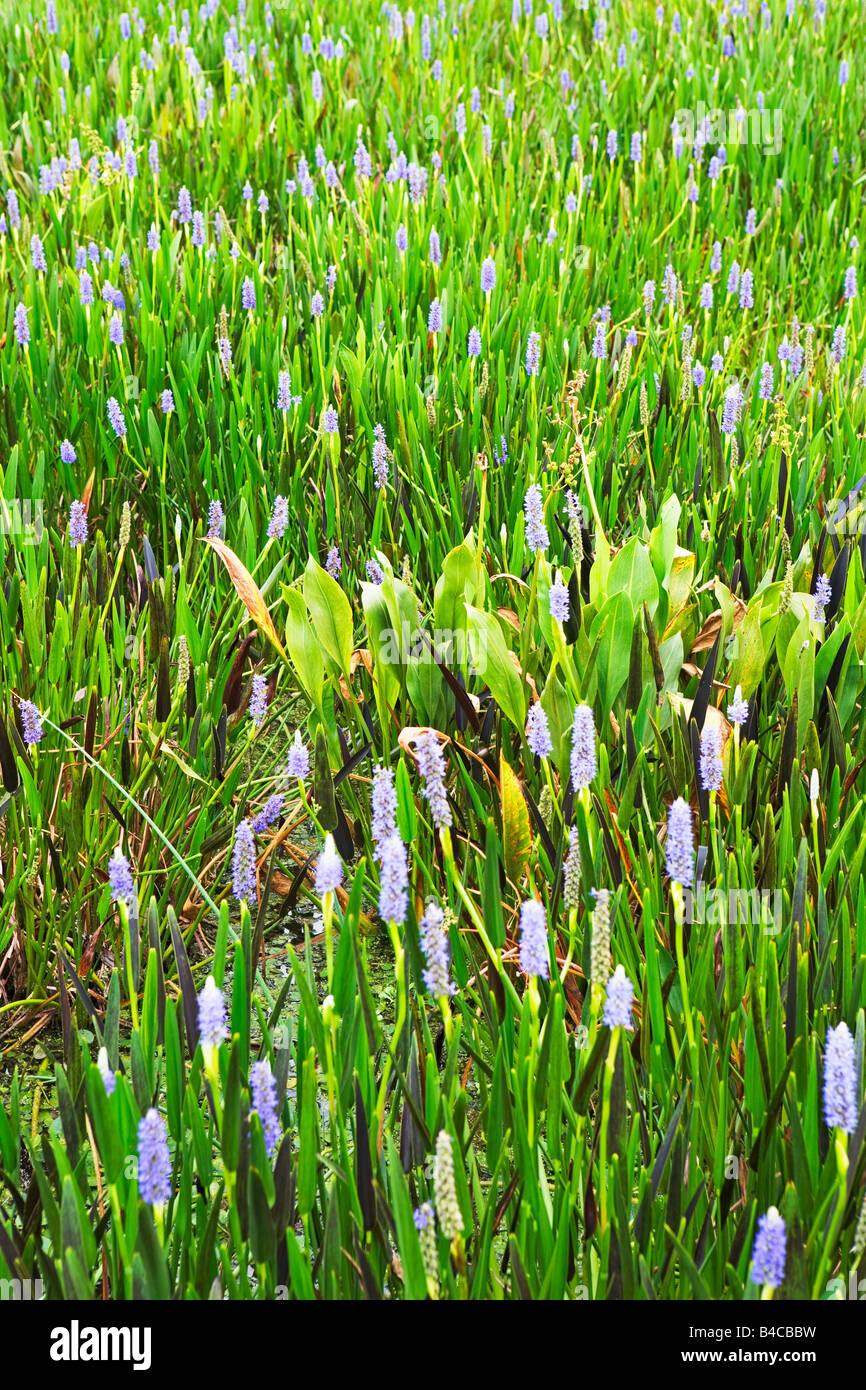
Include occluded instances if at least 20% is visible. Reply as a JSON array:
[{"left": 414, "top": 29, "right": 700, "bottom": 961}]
[
  {"left": 378, "top": 831, "right": 408, "bottom": 924},
  {"left": 420, "top": 900, "right": 455, "bottom": 998},
  {"left": 665, "top": 797, "right": 694, "bottom": 887},
  {"left": 523, "top": 484, "right": 549, "bottom": 553},
  {"left": 415, "top": 729, "right": 452, "bottom": 830},
  {"left": 699, "top": 725, "right": 723, "bottom": 792},
  {"left": 315, "top": 833, "right": 343, "bottom": 896},
  {"left": 750, "top": 1208, "right": 786, "bottom": 1289},
  {"left": 19, "top": 699, "right": 44, "bottom": 746},
  {"left": 250, "top": 1059, "right": 280, "bottom": 1156},
  {"left": 108, "top": 847, "right": 135, "bottom": 906},
  {"left": 231, "top": 819, "right": 257, "bottom": 903},
  {"left": 519, "top": 899, "right": 549, "bottom": 980},
  {"left": 570, "top": 704, "right": 597, "bottom": 792},
  {"left": 137, "top": 1108, "right": 172, "bottom": 1208},
  {"left": 68, "top": 500, "right": 88, "bottom": 546},
  {"left": 526, "top": 702, "right": 553, "bottom": 760},
  {"left": 823, "top": 1021, "right": 858, "bottom": 1133},
  {"left": 249, "top": 673, "right": 268, "bottom": 729},
  {"left": 197, "top": 974, "right": 228, "bottom": 1054},
  {"left": 371, "top": 763, "right": 397, "bottom": 858},
  {"left": 603, "top": 964, "right": 634, "bottom": 1030}
]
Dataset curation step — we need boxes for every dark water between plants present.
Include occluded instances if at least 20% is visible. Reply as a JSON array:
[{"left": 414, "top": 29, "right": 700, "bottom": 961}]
[{"left": 0, "top": 902, "right": 397, "bottom": 1132}]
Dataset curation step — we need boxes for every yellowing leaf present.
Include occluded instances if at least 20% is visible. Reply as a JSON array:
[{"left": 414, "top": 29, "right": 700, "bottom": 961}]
[
  {"left": 206, "top": 536, "right": 286, "bottom": 659},
  {"left": 500, "top": 756, "right": 532, "bottom": 887}
]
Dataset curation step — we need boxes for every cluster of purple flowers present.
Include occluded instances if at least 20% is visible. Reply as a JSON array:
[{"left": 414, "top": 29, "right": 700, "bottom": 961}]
[
  {"left": 19, "top": 699, "right": 44, "bottom": 745},
  {"left": 371, "top": 763, "right": 397, "bottom": 857},
  {"left": 603, "top": 965, "right": 634, "bottom": 1030},
  {"left": 232, "top": 819, "right": 257, "bottom": 903},
  {"left": 570, "top": 705, "right": 597, "bottom": 792},
  {"left": 665, "top": 798, "right": 694, "bottom": 886},
  {"left": 68, "top": 500, "right": 88, "bottom": 546},
  {"left": 727, "top": 685, "right": 749, "bottom": 726},
  {"left": 813, "top": 573, "right": 832, "bottom": 623},
  {"left": 268, "top": 495, "right": 289, "bottom": 539},
  {"left": 526, "top": 703, "right": 553, "bottom": 760},
  {"left": 197, "top": 975, "right": 228, "bottom": 1054},
  {"left": 523, "top": 484, "right": 549, "bottom": 553},
  {"left": 750, "top": 1208, "right": 786, "bottom": 1289},
  {"left": 525, "top": 330, "right": 541, "bottom": 377},
  {"left": 315, "top": 834, "right": 343, "bottom": 897},
  {"left": 137, "top": 1109, "right": 172, "bottom": 1208},
  {"left": 416, "top": 729, "right": 452, "bottom": 830},
  {"left": 420, "top": 900, "right": 455, "bottom": 998},
  {"left": 822, "top": 1021, "right": 858, "bottom": 1132},
  {"left": 378, "top": 831, "right": 408, "bottom": 924},
  {"left": 518, "top": 899, "right": 549, "bottom": 980},
  {"left": 248, "top": 674, "right": 269, "bottom": 729},
  {"left": 107, "top": 397, "right": 126, "bottom": 439},
  {"left": 108, "top": 847, "right": 135, "bottom": 907},
  {"left": 372, "top": 424, "right": 389, "bottom": 490},
  {"left": 252, "top": 794, "right": 283, "bottom": 834},
  {"left": 207, "top": 499, "right": 224, "bottom": 539},
  {"left": 250, "top": 1059, "right": 280, "bottom": 1156},
  {"left": 699, "top": 725, "right": 723, "bottom": 792}
]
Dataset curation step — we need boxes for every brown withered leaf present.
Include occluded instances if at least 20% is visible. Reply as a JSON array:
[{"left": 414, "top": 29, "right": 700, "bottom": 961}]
[
  {"left": 81, "top": 469, "right": 96, "bottom": 513},
  {"left": 79, "top": 928, "right": 105, "bottom": 979},
  {"left": 690, "top": 595, "right": 746, "bottom": 654},
  {"left": 206, "top": 536, "right": 286, "bottom": 659},
  {"left": 497, "top": 607, "right": 521, "bottom": 633},
  {"left": 268, "top": 869, "right": 300, "bottom": 896},
  {"left": 668, "top": 693, "right": 732, "bottom": 746},
  {"left": 339, "top": 648, "right": 372, "bottom": 699}
]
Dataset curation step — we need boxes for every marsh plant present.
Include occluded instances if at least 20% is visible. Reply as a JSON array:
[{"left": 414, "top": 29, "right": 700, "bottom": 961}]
[{"left": 0, "top": 0, "right": 865, "bottom": 1304}]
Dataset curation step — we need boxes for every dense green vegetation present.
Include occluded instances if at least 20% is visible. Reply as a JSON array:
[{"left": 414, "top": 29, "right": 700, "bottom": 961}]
[{"left": 1, "top": 0, "right": 865, "bottom": 1301}]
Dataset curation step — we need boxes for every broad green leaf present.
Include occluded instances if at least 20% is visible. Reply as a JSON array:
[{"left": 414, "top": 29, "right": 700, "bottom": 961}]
[
  {"left": 361, "top": 580, "right": 401, "bottom": 706},
  {"left": 730, "top": 600, "right": 766, "bottom": 697},
  {"left": 609, "top": 537, "right": 659, "bottom": 618},
  {"left": 303, "top": 555, "right": 354, "bottom": 677},
  {"left": 433, "top": 539, "right": 480, "bottom": 638},
  {"left": 590, "top": 591, "right": 634, "bottom": 714},
  {"left": 406, "top": 652, "right": 446, "bottom": 727},
  {"left": 466, "top": 605, "right": 526, "bottom": 730},
  {"left": 649, "top": 493, "right": 681, "bottom": 584},
  {"left": 665, "top": 546, "right": 696, "bottom": 618},
  {"left": 283, "top": 585, "right": 325, "bottom": 710},
  {"left": 589, "top": 528, "right": 611, "bottom": 604},
  {"left": 381, "top": 569, "right": 420, "bottom": 664}
]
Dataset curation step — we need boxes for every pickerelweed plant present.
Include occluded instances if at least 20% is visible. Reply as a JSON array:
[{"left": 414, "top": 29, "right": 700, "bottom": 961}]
[{"left": 2, "top": 0, "right": 866, "bottom": 1302}]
